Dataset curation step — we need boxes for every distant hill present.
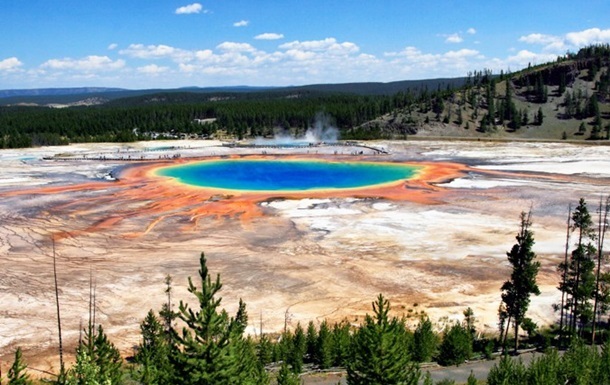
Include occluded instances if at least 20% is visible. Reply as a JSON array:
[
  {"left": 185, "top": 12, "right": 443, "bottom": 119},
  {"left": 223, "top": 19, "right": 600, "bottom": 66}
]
[
  {"left": 361, "top": 44, "right": 610, "bottom": 141},
  {"left": 0, "top": 87, "right": 126, "bottom": 98},
  {"left": 0, "top": 79, "right": 466, "bottom": 107},
  {"left": 0, "top": 86, "right": 276, "bottom": 106},
  {"left": 281, "top": 78, "right": 468, "bottom": 96}
]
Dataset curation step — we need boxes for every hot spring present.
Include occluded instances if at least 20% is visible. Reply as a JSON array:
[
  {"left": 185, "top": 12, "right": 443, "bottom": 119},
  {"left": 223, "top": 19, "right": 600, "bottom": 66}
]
[{"left": 155, "top": 159, "right": 421, "bottom": 192}]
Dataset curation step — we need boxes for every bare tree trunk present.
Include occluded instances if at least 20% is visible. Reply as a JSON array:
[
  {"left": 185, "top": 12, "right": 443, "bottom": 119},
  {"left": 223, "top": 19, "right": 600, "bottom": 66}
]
[
  {"left": 559, "top": 205, "right": 571, "bottom": 347},
  {"left": 592, "top": 195, "right": 609, "bottom": 344},
  {"left": 52, "top": 237, "right": 64, "bottom": 373},
  {"left": 502, "top": 315, "right": 512, "bottom": 354},
  {"left": 514, "top": 316, "right": 519, "bottom": 355}
]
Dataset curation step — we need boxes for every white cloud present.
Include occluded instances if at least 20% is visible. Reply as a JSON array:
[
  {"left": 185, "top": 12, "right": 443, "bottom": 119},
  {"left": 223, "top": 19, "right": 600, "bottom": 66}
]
[
  {"left": 233, "top": 20, "right": 249, "bottom": 27},
  {"left": 443, "top": 48, "right": 480, "bottom": 59},
  {"left": 10, "top": 26, "right": 610, "bottom": 88},
  {"left": 41, "top": 56, "right": 125, "bottom": 72},
  {"left": 0, "top": 57, "right": 23, "bottom": 72},
  {"left": 137, "top": 64, "right": 169, "bottom": 75},
  {"left": 519, "top": 28, "right": 610, "bottom": 53},
  {"left": 279, "top": 38, "right": 359, "bottom": 55},
  {"left": 255, "top": 33, "right": 284, "bottom": 40},
  {"left": 467, "top": 28, "right": 476, "bottom": 35},
  {"left": 506, "top": 50, "right": 558, "bottom": 66},
  {"left": 519, "top": 33, "right": 566, "bottom": 52},
  {"left": 194, "top": 49, "right": 214, "bottom": 61},
  {"left": 175, "top": 3, "right": 204, "bottom": 15},
  {"left": 445, "top": 33, "right": 463, "bottom": 44},
  {"left": 216, "top": 42, "right": 257, "bottom": 53},
  {"left": 382, "top": 46, "right": 486, "bottom": 77},
  {"left": 119, "top": 44, "right": 193, "bottom": 62},
  {"left": 566, "top": 28, "right": 610, "bottom": 46}
]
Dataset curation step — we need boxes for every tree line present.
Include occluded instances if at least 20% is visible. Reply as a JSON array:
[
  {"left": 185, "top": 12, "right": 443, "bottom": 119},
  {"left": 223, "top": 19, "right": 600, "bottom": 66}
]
[{"left": 0, "top": 91, "right": 437, "bottom": 148}]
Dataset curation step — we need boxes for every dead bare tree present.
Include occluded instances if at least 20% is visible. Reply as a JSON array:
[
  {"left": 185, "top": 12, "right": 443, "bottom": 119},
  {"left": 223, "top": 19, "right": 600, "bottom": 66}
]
[
  {"left": 558, "top": 204, "right": 571, "bottom": 347},
  {"left": 592, "top": 195, "right": 609, "bottom": 344},
  {"left": 52, "top": 237, "right": 64, "bottom": 374}
]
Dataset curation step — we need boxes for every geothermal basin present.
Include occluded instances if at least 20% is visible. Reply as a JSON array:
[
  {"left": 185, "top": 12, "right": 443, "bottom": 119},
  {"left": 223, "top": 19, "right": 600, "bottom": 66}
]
[{"left": 0, "top": 139, "right": 609, "bottom": 373}]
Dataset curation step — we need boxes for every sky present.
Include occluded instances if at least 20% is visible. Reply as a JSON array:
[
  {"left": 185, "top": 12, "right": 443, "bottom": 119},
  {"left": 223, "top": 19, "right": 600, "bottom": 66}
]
[{"left": 1, "top": 0, "right": 610, "bottom": 90}]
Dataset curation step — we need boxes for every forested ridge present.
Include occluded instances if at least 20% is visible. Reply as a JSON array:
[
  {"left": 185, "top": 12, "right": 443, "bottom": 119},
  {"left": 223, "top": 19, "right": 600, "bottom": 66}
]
[
  {"left": 2, "top": 44, "right": 610, "bottom": 149},
  {"left": 2, "top": 198, "right": 610, "bottom": 384}
]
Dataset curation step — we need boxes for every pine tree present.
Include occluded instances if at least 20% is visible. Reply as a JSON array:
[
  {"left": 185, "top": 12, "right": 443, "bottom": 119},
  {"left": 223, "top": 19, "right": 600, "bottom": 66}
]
[
  {"left": 133, "top": 310, "right": 173, "bottom": 385},
  {"left": 500, "top": 211, "right": 540, "bottom": 353},
  {"left": 256, "top": 334, "right": 273, "bottom": 366},
  {"left": 287, "top": 323, "right": 306, "bottom": 373},
  {"left": 486, "top": 355, "right": 527, "bottom": 385},
  {"left": 232, "top": 337, "right": 269, "bottom": 385},
  {"left": 276, "top": 362, "right": 299, "bottom": 385},
  {"left": 316, "top": 320, "right": 334, "bottom": 369},
  {"left": 171, "top": 252, "right": 263, "bottom": 385},
  {"left": 305, "top": 321, "right": 317, "bottom": 363},
  {"left": 437, "top": 323, "right": 472, "bottom": 366},
  {"left": 535, "top": 107, "right": 544, "bottom": 125},
  {"left": 65, "top": 324, "right": 122, "bottom": 385},
  {"left": 65, "top": 348, "right": 101, "bottom": 385},
  {"left": 570, "top": 199, "right": 597, "bottom": 334},
  {"left": 346, "top": 294, "right": 420, "bottom": 385},
  {"left": 7, "top": 348, "right": 32, "bottom": 385},
  {"left": 331, "top": 320, "right": 351, "bottom": 367},
  {"left": 413, "top": 316, "right": 437, "bottom": 363},
  {"left": 159, "top": 274, "right": 177, "bottom": 338},
  {"left": 592, "top": 195, "right": 610, "bottom": 343}
]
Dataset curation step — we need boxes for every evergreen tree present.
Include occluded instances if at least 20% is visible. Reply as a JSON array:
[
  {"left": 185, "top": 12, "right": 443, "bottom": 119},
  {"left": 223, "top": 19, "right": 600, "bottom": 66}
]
[
  {"left": 592, "top": 195, "right": 610, "bottom": 343},
  {"left": 232, "top": 337, "right": 270, "bottom": 385},
  {"left": 500, "top": 211, "right": 540, "bottom": 353},
  {"left": 256, "top": 334, "right": 273, "bottom": 366},
  {"left": 65, "top": 325, "right": 123, "bottom": 385},
  {"left": 305, "top": 321, "right": 317, "bottom": 363},
  {"left": 331, "top": 320, "right": 352, "bottom": 367},
  {"left": 65, "top": 348, "right": 102, "bottom": 385},
  {"left": 133, "top": 310, "right": 173, "bottom": 385},
  {"left": 159, "top": 274, "right": 177, "bottom": 338},
  {"left": 578, "top": 122, "right": 587, "bottom": 135},
  {"left": 7, "top": 348, "right": 32, "bottom": 385},
  {"left": 316, "top": 320, "right": 334, "bottom": 369},
  {"left": 287, "top": 323, "right": 306, "bottom": 374},
  {"left": 535, "top": 107, "right": 544, "bottom": 125},
  {"left": 346, "top": 294, "right": 420, "bottom": 385},
  {"left": 486, "top": 355, "right": 527, "bottom": 385},
  {"left": 276, "top": 362, "right": 300, "bottom": 385},
  {"left": 437, "top": 323, "right": 472, "bottom": 367},
  {"left": 413, "top": 316, "right": 437, "bottom": 363},
  {"left": 170, "top": 252, "right": 262, "bottom": 385},
  {"left": 275, "top": 331, "right": 293, "bottom": 364},
  {"left": 559, "top": 199, "right": 597, "bottom": 335},
  {"left": 462, "top": 307, "right": 476, "bottom": 338}
]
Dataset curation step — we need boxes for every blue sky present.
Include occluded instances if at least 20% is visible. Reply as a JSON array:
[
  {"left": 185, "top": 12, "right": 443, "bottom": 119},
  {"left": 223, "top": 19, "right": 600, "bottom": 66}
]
[{"left": 1, "top": 0, "right": 610, "bottom": 89}]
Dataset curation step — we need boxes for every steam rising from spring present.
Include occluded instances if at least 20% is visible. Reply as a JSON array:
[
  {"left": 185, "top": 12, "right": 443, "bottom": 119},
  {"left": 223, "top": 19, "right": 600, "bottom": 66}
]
[{"left": 255, "top": 112, "right": 339, "bottom": 146}]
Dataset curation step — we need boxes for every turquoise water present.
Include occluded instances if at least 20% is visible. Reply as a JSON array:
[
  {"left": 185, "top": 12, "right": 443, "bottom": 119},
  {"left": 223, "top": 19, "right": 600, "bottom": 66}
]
[{"left": 156, "top": 159, "right": 420, "bottom": 191}]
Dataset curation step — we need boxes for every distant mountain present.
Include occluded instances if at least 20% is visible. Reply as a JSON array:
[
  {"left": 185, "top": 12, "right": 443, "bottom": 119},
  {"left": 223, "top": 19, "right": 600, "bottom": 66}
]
[
  {"left": 0, "top": 86, "right": 276, "bottom": 106},
  {"left": 0, "top": 87, "right": 126, "bottom": 98},
  {"left": 0, "top": 80, "right": 467, "bottom": 106},
  {"left": 282, "top": 78, "right": 468, "bottom": 96}
]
